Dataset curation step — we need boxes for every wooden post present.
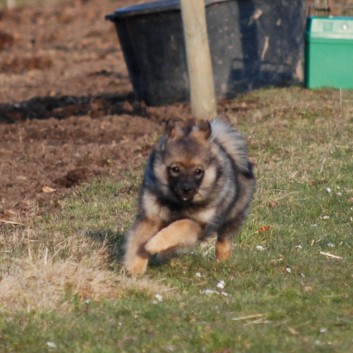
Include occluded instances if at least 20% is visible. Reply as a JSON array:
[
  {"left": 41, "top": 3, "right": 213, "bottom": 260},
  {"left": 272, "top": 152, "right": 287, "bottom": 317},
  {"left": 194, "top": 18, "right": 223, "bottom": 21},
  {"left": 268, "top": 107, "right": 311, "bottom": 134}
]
[
  {"left": 7, "top": 0, "right": 16, "bottom": 8},
  {"left": 180, "top": 0, "right": 217, "bottom": 120}
]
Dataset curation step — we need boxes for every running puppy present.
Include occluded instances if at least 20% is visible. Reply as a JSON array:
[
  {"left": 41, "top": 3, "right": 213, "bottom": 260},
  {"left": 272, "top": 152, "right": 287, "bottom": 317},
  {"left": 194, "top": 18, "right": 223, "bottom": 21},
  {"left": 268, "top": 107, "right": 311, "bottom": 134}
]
[{"left": 124, "top": 117, "right": 255, "bottom": 276}]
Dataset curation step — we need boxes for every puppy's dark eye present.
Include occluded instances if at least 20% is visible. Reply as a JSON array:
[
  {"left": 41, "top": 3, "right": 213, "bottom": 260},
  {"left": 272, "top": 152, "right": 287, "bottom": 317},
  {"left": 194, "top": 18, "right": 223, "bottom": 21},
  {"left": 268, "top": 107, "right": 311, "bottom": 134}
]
[
  {"left": 194, "top": 168, "right": 204, "bottom": 178},
  {"left": 169, "top": 165, "right": 180, "bottom": 177}
]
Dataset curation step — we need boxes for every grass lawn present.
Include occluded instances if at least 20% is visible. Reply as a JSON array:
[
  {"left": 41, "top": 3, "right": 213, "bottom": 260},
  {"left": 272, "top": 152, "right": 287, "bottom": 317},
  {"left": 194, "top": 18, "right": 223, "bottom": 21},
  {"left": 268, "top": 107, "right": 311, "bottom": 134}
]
[{"left": 1, "top": 87, "right": 353, "bottom": 352}]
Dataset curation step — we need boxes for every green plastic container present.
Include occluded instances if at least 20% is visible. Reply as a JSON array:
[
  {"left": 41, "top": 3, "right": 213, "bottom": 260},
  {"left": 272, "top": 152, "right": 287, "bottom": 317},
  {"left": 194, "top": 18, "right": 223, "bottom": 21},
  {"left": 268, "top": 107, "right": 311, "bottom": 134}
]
[{"left": 305, "top": 16, "right": 353, "bottom": 89}]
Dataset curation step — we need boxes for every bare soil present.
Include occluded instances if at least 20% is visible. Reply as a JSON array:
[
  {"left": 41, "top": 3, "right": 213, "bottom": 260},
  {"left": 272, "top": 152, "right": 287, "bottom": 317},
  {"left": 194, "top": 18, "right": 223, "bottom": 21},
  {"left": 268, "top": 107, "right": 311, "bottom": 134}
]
[{"left": 0, "top": 0, "right": 197, "bottom": 222}]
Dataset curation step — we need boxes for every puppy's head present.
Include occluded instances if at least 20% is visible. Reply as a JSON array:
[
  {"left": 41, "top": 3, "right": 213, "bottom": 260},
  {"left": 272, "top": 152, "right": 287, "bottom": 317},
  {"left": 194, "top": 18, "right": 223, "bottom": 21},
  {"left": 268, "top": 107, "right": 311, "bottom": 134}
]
[{"left": 155, "top": 119, "right": 214, "bottom": 204}]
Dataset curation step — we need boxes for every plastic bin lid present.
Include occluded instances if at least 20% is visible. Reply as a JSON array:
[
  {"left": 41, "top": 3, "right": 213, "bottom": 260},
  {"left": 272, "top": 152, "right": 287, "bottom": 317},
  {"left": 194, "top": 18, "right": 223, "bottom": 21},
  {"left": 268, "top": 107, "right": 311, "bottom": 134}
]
[
  {"left": 106, "top": 0, "right": 231, "bottom": 20},
  {"left": 306, "top": 16, "right": 353, "bottom": 39}
]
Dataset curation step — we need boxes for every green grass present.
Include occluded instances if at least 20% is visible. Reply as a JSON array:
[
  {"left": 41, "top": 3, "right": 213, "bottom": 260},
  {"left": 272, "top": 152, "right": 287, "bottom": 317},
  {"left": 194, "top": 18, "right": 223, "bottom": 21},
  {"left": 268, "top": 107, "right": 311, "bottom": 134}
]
[{"left": 1, "top": 87, "right": 353, "bottom": 352}]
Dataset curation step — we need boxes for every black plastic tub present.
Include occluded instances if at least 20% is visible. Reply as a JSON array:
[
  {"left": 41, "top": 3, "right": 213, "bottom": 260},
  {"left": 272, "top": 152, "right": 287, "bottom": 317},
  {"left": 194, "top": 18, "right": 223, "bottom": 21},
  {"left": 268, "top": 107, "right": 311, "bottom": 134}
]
[{"left": 106, "top": 0, "right": 305, "bottom": 106}]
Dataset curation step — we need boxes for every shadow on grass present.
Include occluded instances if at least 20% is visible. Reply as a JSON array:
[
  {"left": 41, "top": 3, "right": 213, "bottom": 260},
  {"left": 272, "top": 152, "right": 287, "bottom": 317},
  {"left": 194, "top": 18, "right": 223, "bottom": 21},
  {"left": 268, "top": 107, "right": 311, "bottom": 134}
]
[
  {"left": 85, "top": 229, "right": 168, "bottom": 270},
  {"left": 86, "top": 229, "right": 125, "bottom": 265}
]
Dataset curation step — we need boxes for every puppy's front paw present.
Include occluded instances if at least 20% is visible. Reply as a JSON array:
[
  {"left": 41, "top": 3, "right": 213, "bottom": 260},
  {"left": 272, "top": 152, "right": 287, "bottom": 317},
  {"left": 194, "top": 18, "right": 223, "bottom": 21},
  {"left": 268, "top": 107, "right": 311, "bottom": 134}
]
[
  {"left": 145, "top": 232, "right": 169, "bottom": 254},
  {"left": 124, "top": 257, "right": 148, "bottom": 277}
]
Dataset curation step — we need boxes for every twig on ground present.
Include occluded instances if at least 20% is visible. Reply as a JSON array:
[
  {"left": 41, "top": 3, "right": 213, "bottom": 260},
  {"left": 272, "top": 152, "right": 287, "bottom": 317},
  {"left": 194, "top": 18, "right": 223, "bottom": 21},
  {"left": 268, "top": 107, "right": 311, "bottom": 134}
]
[
  {"left": 0, "top": 219, "right": 24, "bottom": 226},
  {"left": 319, "top": 251, "right": 342, "bottom": 260},
  {"left": 232, "top": 314, "right": 266, "bottom": 321}
]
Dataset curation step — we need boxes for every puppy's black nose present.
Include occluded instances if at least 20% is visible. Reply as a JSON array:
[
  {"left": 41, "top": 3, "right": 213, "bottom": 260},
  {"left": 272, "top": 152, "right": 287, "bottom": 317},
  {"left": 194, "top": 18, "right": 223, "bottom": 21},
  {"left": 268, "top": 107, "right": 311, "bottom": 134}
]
[{"left": 182, "top": 183, "right": 193, "bottom": 195}]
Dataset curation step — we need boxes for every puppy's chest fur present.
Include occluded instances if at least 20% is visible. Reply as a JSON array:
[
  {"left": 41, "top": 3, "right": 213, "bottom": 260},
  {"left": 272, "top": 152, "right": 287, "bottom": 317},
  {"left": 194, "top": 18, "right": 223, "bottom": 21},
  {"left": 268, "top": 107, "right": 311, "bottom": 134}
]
[{"left": 141, "top": 190, "right": 216, "bottom": 227}]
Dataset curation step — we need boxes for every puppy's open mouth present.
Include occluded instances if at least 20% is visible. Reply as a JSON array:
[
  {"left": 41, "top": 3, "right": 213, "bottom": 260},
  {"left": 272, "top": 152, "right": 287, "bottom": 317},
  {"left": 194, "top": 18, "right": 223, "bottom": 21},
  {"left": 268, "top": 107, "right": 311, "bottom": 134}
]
[
  {"left": 181, "top": 195, "right": 193, "bottom": 202},
  {"left": 178, "top": 191, "right": 195, "bottom": 203}
]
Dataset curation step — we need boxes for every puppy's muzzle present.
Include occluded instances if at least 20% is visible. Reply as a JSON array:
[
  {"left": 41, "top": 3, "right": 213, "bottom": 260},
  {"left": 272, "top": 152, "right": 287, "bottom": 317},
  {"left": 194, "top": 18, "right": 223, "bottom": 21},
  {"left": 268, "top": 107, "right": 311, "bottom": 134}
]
[{"left": 179, "top": 182, "right": 196, "bottom": 202}]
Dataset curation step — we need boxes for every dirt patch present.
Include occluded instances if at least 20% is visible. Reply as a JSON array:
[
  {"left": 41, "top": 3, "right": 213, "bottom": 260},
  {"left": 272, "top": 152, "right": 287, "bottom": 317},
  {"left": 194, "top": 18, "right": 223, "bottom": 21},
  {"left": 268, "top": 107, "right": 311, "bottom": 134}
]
[
  {"left": 0, "top": 55, "right": 53, "bottom": 73},
  {"left": 0, "top": 0, "right": 194, "bottom": 222},
  {"left": 0, "top": 0, "right": 253, "bottom": 223},
  {"left": 0, "top": 30, "right": 14, "bottom": 50}
]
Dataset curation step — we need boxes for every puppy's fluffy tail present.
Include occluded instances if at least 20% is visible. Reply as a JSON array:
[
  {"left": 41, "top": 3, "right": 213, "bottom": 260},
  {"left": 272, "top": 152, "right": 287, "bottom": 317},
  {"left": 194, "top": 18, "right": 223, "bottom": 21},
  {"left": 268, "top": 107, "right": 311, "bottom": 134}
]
[{"left": 210, "top": 117, "right": 252, "bottom": 176}]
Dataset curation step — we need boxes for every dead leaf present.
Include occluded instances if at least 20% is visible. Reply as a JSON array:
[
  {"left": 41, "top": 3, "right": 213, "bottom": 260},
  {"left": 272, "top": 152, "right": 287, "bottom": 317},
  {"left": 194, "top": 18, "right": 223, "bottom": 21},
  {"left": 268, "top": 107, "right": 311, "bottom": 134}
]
[
  {"left": 288, "top": 327, "right": 299, "bottom": 335},
  {"left": 268, "top": 201, "right": 278, "bottom": 209},
  {"left": 256, "top": 225, "right": 272, "bottom": 233},
  {"left": 42, "top": 186, "right": 56, "bottom": 193}
]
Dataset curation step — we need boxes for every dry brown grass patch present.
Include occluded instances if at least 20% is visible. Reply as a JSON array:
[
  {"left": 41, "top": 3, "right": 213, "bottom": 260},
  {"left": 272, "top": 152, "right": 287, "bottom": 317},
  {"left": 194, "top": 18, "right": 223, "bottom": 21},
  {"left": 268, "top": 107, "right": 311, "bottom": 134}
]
[
  {"left": 0, "top": 225, "right": 170, "bottom": 313},
  {"left": 0, "top": 257, "right": 170, "bottom": 313}
]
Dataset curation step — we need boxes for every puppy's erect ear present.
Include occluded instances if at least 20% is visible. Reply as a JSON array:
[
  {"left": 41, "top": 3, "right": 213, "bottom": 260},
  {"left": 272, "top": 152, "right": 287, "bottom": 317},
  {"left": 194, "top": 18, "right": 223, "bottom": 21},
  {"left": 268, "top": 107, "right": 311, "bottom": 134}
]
[
  {"left": 191, "top": 120, "right": 211, "bottom": 141},
  {"left": 164, "top": 118, "right": 211, "bottom": 141},
  {"left": 164, "top": 118, "right": 184, "bottom": 139}
]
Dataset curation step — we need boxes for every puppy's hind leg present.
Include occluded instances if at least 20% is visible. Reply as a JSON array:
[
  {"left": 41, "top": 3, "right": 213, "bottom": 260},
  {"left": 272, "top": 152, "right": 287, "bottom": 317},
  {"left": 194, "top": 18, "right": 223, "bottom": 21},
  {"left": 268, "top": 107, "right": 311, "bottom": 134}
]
[
  {"left": 215, "top": 232, "right": 233, "bottom": 261},
  {"left": 145, "top": 219, "right": 201, "bottom": 255}
]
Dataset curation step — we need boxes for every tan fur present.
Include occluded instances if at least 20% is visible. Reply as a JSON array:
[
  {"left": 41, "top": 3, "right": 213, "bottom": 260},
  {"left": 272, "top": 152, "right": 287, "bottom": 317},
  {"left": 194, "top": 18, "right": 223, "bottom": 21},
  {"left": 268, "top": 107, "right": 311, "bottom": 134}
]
[
  {"left": 142, "top": 191, "right": 171, "bottom": 223},
  {"left": 145, "top": 219, "right": 202, "bottom": 255},
  {"left": 215, "top": 238, "right": 232, "bottom": 261},
  {"left": 124, "top": 220, "right": 161, "bottom": 276}
]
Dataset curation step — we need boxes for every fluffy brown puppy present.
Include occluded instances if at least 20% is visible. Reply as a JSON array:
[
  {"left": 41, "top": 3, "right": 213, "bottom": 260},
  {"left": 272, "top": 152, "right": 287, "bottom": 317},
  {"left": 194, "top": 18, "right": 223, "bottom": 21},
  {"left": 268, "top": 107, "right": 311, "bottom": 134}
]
[{"left": 124, "top": 117, "right": 255, "bottom": 276}]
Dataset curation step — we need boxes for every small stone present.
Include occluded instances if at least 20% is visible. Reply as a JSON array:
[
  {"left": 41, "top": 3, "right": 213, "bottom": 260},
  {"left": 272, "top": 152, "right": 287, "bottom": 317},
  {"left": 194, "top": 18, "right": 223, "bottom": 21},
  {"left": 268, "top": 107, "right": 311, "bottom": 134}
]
[{"left": 216, "top": 280, "right": 225, "bottom": 290}]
